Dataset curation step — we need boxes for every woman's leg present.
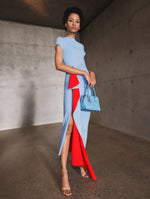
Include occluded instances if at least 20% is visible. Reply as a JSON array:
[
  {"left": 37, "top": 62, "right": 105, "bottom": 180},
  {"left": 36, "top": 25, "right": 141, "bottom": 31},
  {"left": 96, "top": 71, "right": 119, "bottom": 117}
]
[
  {"left": 60, "top": 110, "right": 73, "bottom": 195},
  {"left": 61, "top": 110, "right": 89, "bottom": 174},
  {"left": 61, "top": 110, "right": 73, "bottom": 169}
]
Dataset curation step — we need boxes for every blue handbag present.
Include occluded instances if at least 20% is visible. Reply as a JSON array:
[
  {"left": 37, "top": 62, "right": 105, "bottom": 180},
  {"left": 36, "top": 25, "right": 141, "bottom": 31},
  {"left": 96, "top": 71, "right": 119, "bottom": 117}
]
[{"left": 80, "top": 86, "right": 101, "bottom": 111}]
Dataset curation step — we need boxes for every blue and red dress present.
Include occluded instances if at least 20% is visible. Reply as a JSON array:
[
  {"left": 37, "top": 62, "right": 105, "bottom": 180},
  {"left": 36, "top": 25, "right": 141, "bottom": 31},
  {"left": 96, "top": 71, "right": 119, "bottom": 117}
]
[{"left": 55, "top": 36, "right": 96, "bottom": 180}]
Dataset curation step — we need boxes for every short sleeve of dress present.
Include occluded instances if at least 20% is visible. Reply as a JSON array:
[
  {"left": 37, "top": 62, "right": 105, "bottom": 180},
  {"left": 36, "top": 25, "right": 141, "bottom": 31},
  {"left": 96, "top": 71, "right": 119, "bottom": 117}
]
[{"left": 55, "top": 37, "right": 63, "bottom": 50}]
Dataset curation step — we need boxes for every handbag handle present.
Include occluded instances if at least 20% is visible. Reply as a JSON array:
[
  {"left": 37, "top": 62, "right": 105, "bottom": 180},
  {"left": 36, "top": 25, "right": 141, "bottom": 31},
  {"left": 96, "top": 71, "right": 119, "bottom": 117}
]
[{"left": 85, "top": 87, "right": 97, "bottom": 97}]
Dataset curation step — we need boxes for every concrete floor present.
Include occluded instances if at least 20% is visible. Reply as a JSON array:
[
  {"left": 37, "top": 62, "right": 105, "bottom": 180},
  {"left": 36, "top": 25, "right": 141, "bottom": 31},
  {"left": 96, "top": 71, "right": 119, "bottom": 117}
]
[{"left": 0, "top": 123, "right": 150, "bottom": 199}]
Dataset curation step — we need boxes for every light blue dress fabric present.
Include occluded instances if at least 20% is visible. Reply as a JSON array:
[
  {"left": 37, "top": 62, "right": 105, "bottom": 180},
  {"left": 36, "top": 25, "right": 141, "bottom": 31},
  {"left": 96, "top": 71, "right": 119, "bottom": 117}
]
[{"left": 55, "top": 36, "right": 92, "bottom": 156}]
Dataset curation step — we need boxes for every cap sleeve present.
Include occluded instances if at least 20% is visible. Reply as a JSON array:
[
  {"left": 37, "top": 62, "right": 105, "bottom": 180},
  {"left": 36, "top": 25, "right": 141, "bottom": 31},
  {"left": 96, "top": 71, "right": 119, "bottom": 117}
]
[{"left": 55, "top": 37, "right": 63, "bottom": 50}]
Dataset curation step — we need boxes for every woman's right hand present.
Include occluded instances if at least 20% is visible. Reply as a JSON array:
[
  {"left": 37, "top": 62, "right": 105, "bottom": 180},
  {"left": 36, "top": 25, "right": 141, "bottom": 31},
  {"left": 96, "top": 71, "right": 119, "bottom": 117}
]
[{"left": 83, "top": 72, "right": 91, "bottom": 88}]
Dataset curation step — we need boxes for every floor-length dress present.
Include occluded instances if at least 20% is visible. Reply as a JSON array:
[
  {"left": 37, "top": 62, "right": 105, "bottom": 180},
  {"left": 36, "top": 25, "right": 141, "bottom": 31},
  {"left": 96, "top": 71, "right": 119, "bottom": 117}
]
[{"left": 55, "top": 36, "right": 96, "bottom": 180}]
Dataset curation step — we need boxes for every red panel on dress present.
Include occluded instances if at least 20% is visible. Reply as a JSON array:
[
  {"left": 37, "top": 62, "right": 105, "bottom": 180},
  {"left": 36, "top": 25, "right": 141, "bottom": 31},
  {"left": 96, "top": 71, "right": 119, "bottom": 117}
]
[{"left": 68, "top": 69, "right": 96, "bottom": 181}]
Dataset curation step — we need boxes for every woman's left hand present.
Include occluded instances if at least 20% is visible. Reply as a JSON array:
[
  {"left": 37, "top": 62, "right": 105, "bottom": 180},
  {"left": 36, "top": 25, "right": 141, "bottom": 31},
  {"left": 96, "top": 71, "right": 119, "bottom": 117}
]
[{"left": 89, "top": 71, "right": 96, "bottom": 88}]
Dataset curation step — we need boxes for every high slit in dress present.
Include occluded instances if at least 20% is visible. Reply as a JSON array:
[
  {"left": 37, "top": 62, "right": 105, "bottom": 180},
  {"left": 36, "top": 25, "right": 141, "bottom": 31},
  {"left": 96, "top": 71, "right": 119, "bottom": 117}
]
[{"left": 55, "top": 36, "right": 96, "bottom": 180}]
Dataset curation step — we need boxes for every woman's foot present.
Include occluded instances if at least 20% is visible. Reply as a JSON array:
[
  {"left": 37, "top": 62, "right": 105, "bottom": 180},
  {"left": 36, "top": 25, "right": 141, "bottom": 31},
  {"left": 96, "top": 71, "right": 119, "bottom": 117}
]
[
  {"left": 61, "top": 169, "right": 72, "bottom": 196},
  {"left": 80, "top": 166, "right": 89, "bottom": 178}
]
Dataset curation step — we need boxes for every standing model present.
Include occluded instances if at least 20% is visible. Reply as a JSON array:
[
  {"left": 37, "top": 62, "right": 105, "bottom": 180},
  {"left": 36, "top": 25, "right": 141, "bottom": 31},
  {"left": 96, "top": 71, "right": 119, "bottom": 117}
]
[{"left": 55, "top": 6, "right": 97, "bottom": 197}]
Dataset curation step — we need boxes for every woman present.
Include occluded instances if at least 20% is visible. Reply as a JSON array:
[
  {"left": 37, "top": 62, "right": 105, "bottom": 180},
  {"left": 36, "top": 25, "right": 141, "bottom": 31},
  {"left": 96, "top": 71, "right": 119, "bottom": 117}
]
[{"left": 55, "top": 6, "right": 96, "bottom": 196}]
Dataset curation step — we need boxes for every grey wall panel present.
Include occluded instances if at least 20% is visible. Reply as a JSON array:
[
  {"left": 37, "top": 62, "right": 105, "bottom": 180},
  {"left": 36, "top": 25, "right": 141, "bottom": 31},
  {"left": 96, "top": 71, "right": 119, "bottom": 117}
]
[
  {"left": 0, "top": 20, "right": 67, "bottom": 130},
  {"left": 81, "top": 0, "right": 150, "bottom": 141}
]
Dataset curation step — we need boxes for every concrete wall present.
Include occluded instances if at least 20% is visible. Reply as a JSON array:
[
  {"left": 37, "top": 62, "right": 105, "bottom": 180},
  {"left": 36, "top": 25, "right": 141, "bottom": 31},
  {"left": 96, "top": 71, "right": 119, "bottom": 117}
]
[
  {"left": 81, "top": 0, "right": 150, "bottom": 141},
  {"left": 0, "top": 20, "right": 68, "bottom": 130}
]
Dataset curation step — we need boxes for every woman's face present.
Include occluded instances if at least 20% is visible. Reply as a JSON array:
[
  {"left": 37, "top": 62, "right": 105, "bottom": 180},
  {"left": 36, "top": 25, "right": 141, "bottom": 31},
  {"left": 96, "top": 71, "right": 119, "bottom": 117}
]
[{"left": 65, "top": 13, "right": 80, "bottom": 33}]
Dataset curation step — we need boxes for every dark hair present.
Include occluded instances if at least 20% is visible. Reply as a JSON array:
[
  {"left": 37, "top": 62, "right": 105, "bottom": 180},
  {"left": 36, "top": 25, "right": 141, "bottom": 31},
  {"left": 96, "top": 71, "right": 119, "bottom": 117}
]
[{"left": 63, "top": 7, "right": 84, "bottom": 30}]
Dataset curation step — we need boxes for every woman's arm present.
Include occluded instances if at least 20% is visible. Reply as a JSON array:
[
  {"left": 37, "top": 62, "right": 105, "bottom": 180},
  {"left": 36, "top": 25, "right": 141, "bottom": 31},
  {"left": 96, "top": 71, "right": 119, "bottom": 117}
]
[{"left": 55, "top": 45, "right": 91, "bottom": 86}]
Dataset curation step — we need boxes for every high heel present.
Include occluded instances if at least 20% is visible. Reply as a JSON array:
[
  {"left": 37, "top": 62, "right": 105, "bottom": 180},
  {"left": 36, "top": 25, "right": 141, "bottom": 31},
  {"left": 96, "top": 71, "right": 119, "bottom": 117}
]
[
  {"left": 61, "top": 169, "right": 72, "bottom": 196},
  {"left": 80, "top": 166, "right": 89, "bottom": 178}
]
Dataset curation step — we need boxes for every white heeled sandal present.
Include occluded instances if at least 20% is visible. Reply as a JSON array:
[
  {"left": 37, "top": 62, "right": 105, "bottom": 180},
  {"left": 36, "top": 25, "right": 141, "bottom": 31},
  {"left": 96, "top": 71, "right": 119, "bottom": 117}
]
[
  {"left": 61, "top": 169, "right": 72, "bottom": 196},
  {"left": 80, "top": 167, "right": 89, "bottom": 178}
]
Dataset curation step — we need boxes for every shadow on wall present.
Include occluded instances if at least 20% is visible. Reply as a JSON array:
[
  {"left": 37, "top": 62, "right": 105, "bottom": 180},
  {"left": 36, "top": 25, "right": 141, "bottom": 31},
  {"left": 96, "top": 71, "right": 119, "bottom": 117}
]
[{"left": 19, "top": 80, "right": 36, "bottom": 127}]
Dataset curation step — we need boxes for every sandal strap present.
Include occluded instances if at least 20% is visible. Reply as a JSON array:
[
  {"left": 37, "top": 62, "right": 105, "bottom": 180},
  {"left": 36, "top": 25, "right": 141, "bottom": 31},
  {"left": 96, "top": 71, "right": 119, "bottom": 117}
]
[
  {"left": 61, "top": 187, "right": 71, "bottom": 190},
  {"left": 61, "top": 169, "right": 68, "bottom": 173}
]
